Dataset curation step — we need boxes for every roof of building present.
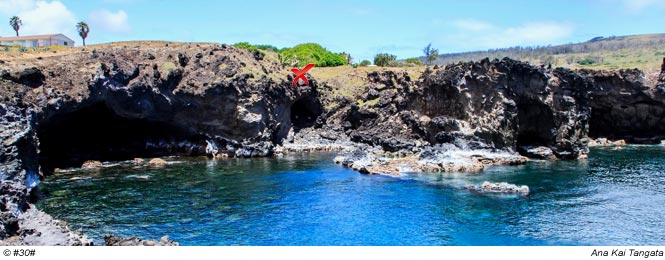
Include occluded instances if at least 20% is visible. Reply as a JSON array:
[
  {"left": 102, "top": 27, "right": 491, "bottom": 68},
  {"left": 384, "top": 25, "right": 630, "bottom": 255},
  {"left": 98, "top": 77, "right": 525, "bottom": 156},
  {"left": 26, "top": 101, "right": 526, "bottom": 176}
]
[{"left": 0, "top": 34, "right": 75, "bottom": 42}]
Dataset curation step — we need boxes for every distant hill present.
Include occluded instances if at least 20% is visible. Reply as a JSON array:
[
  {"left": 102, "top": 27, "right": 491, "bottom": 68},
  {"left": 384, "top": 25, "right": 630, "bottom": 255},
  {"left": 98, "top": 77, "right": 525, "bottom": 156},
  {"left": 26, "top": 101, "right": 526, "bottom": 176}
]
[{"left": 426, "top": 34, "right": 665, "bottom": 71}]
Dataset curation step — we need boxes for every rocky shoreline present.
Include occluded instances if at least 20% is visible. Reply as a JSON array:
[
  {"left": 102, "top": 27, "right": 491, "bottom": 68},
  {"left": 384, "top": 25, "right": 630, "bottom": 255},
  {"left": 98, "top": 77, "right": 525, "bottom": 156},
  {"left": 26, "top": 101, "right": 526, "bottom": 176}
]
[{"left": 1, "top": 43, "right": 664, "bottom": 245}]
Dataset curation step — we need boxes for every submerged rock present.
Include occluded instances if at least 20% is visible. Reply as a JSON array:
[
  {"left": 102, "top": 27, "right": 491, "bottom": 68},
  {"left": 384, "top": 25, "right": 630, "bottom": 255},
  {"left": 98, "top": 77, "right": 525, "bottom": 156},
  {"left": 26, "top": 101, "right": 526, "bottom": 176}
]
[
  {"left": 132, "top": 158, "right": 145, "bottom": 165},
  {"left": 334, "top": 149, "right": 374, "bottom": 174},
  {"left": 104, "top": 235, "right": 178, "bottom": 246},
  {"left": 588, "top": 138, "right": 627, "bottom": 147},
  {"left": 468, "top": 181, "right": 530, "bottom": 195},
  {"left": 147, "top": 158, "right": 168, "bottom": 166},
  {"left": 81, "top": 160, "right": 103, "bottom": 169}
]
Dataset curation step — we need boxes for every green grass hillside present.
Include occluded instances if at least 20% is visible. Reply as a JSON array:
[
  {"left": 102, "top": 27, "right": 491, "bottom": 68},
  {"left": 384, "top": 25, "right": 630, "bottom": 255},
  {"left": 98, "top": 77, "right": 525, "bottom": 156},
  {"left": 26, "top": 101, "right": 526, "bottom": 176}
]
[{"left": 427, "top": 34, "right": 665, "bottom": 71}]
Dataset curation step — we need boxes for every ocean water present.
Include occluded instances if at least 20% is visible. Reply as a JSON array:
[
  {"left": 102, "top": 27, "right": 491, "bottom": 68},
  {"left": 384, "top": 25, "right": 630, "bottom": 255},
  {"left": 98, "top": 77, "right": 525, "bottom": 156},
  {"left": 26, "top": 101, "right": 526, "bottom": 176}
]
[{"left": 36, "top": 146, "right": 665, "bottom": 246}]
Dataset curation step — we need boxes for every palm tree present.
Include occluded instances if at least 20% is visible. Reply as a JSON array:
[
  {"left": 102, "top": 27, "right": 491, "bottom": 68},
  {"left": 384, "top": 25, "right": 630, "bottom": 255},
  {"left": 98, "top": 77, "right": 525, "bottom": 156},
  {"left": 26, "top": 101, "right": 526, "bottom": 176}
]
[
  {"left": 9, "top": 16, "right": 22, "bottom": 37},
  {"left": 76, "top": 22, "right": 89, "bottom": 46}
]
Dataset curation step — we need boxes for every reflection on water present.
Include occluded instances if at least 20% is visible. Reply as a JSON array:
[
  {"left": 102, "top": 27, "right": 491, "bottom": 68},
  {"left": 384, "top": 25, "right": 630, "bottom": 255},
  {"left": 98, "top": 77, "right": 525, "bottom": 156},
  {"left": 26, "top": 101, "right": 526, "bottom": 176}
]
[{"left": 37, "top": 147, "right": 665, "bottom": 245}]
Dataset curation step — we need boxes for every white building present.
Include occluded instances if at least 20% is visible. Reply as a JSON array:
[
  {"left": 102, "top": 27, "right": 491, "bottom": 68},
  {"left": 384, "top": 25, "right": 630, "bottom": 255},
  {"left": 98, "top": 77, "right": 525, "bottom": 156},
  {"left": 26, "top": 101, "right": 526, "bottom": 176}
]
[{"left": 0, "top": 34, "right": 75, "bottom": 47}]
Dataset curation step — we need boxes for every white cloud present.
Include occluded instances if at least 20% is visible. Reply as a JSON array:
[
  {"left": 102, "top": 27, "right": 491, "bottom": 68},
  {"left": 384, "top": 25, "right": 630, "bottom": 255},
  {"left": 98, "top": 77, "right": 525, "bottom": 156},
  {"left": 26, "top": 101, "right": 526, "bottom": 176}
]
[
  {"left": 618, "top": 0, "right": 665, "bottom": 12},
  {"left": 0, "top": 0, "right": 36, "bottom": 15},
  {"left": 451, "top": 19, "right": 494, "bottom": 31},
  {"left": 0, "top": 0, "right": 78, "bottom": 38},
  {"left": 492, "top": 22, "right": 574, "bottom": 46},
  {"left": 88, "top": 10, "right": 131, "bottom": 34},
  {"left": 446, "top": 20, "right": 574, "bottom": 50}
]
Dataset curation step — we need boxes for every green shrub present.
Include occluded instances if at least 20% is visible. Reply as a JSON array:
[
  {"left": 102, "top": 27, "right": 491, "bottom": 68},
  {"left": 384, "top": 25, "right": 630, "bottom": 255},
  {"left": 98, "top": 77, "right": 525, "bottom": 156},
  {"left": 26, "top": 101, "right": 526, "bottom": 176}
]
[
  {"left": 280, "top": 43, "right": 347, "bottom": 67},
  {"left": 405, "top": 58, "right": 424, "bottom": 66},
  {"left": 233, "top": 42, "right": 257, "bottom": 51},
  {"left": 374, "top": 53, "right": 397, "bottom": 67},
  {"left": 231, "top": 42, "right": 348, "bottom": 67},
  {"left": 655, "top": 51, "right": 665, "bottom": 56},
  {"left": 577, "top": 57, "right": 596, "bottom": 65},
  {"left": 359, "top": 60, "right": 371, "bottom": 66},
  {"left": 255, "top": 44, "right": 279, "bottom": 52}
]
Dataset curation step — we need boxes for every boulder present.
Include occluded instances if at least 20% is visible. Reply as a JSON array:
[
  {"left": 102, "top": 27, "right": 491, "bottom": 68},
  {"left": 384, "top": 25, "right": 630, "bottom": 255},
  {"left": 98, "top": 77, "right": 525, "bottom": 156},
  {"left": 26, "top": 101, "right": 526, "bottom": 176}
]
[{"left": 518, "top": 146, "right": 556, "bottom": 159}]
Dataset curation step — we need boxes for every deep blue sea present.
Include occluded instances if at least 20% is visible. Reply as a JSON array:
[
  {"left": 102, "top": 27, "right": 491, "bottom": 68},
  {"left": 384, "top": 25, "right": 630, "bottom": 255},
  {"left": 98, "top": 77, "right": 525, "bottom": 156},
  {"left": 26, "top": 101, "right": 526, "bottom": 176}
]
[{"left": 37, "top": 146, "right": 665, "bottom": 245}]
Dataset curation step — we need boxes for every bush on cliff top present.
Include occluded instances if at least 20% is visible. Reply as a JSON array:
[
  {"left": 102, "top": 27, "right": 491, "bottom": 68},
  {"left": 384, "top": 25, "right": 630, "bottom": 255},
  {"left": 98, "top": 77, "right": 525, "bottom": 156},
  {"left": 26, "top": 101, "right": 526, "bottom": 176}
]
[
  {"left": 233, "top": 42, "right": 347, "bottom": 67},
  {"left": 374, "top": 53, "right": 397, "bottom": 67},
  {"left": 280, "top": 43, "right": 347, "bottom": 67}
]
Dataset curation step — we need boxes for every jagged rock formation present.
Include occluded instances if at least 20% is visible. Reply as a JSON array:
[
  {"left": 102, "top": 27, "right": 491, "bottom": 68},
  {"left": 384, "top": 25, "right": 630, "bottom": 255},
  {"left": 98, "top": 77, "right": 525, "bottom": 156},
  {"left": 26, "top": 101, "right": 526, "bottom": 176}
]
[
  {"left": 327, "top": 58, "right": 591, "bottom": 160},
  {"left": 1, "top": 43, "right": 664, "bottom": 245}
]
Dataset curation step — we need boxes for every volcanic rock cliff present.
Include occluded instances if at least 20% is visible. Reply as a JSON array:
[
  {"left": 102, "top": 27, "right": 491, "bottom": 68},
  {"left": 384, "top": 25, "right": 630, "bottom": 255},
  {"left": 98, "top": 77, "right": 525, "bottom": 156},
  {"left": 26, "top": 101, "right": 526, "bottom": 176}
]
[
  {"left": 1, "top": 43, "right": 664, "bottom": 245},
  {"left": 0, "top": 43, "right": 321, "bottom": 244}
]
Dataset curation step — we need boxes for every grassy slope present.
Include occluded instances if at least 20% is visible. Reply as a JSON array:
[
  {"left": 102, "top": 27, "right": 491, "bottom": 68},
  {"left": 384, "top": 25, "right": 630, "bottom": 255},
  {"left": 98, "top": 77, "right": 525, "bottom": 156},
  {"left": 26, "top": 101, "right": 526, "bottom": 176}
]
[
  {"left": 533, "top": 35, "right": 664, "bottom": 71},
  {"left": 428, "top": 34, "right": 665, "bottom": 71}
]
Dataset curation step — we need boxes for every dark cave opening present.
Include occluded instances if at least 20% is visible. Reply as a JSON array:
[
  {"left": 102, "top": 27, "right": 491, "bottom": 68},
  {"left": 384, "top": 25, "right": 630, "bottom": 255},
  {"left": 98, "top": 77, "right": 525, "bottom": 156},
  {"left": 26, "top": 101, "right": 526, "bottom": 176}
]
[
  {"left": 588, "top": 104, "right": 664, "bottom": 143},
  {"left": 588, "top": 107, "right": 613, "bottom": 138},
  {"left": 516, "top": 103, "right": 555, "bottom": 147},
  {"left": 37, "top": 103, "right": 205, "bottom": 172},
  {"left": 290, "top": 97, "right": 322, "bottom": 129}
]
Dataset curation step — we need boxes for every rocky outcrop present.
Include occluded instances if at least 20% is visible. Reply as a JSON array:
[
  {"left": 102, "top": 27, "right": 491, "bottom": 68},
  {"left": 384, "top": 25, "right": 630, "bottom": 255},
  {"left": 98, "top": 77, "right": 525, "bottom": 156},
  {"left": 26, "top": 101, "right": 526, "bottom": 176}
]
[
  {"left": 104, "top": 235, "right": 178, "bottom": 246},
  {"left": 414, "top": 59, "right": 591, "bottom": 159},
  {"left": 324, "top": 59, "right": 591, "bottom": 162},
  {"left": 0, "top": 207, "right": 91, "bottom": 246},
  {"left": 333, "top": 146, "right": 527, "bottom": 175}
]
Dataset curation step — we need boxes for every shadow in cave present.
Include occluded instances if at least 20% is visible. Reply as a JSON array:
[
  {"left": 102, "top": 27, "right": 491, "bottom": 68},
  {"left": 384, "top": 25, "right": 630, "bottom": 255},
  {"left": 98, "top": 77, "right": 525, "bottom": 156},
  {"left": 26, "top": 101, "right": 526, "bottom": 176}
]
[
  {"left": 290, "top": 97, "right": 322, "bottom": 130},
  {"left": 516, "top": 102, "right": 555, "bottom": 148},
  {"left": 37, "top": 103, "right": 205, "bottom": 172},
  {"left": 588, "top": 104, "right": 664, "bottom": 143}
]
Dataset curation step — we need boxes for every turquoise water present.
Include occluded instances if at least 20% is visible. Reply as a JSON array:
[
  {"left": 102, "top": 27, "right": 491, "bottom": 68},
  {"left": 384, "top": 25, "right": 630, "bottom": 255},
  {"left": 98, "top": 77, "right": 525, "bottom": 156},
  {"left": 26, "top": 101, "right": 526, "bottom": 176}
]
[{"left": 37, "top": 146, "right": 665, "bottom": 245}]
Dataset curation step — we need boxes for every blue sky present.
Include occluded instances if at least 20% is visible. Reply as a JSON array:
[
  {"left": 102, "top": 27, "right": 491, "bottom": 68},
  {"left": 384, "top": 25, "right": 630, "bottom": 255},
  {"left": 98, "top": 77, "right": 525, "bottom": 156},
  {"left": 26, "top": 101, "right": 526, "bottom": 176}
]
[{"left": 1, "top": 0, "right": 664, "bottom": 61}]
